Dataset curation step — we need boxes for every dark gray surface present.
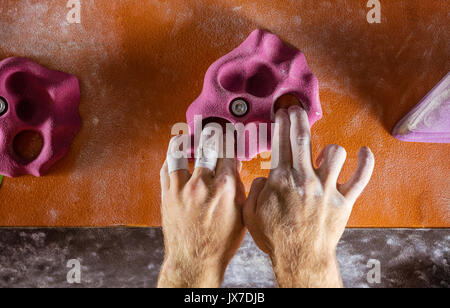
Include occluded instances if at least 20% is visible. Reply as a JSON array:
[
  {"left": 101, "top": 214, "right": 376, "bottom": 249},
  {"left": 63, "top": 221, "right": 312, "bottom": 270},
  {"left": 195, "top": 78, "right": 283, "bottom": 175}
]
[{"left": 0, "top": 228, "right": 448, "bottom": 288}]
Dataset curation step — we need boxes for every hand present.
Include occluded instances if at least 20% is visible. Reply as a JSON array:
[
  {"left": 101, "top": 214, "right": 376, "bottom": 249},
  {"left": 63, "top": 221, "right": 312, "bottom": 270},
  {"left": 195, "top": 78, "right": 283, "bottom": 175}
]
[
  {"left": 243, "top": 106, "right": 375, "bottom": 288},
  {"left": 158, "top": 134, "right": 246, "bottom": 288}
]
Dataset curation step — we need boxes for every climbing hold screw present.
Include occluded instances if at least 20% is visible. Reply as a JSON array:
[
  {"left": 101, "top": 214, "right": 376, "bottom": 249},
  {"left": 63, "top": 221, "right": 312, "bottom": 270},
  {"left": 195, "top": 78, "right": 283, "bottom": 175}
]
[
  {"left": 230, "top": 99, "right": 249, "bottom": 117},
  {"left": 0, "top": 97, "right": 7, "bottom": 116}
]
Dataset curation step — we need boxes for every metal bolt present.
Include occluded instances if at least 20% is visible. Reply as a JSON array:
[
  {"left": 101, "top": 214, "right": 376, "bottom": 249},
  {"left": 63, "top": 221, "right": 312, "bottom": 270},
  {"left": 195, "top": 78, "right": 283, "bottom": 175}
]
[
  {"left": 230, "top": 99, "right": 249, "bottom": 117},
  {"left": 0, "top": 97, "right": 7, "bottom": 116}
]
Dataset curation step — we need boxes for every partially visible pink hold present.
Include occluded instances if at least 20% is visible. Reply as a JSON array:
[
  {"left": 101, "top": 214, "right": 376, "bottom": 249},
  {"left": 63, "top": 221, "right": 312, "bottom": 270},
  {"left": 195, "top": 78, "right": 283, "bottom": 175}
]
[{"left": 0, "top": 57, "right": 81, "bottom": 177}]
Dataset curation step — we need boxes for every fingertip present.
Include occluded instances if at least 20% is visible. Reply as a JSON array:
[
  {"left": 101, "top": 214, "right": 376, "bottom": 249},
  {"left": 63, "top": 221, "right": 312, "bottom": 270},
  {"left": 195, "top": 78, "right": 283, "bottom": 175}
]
[
  {"left": 194, "top": 124, "right": 221, "bottom": 175},
  {"left": 168, "top": 134, "right": 185, "bottom": 149},
  {"left": 359, "top": 146, "right": 374, "bottom": 157},
  {"left": 288, "top": 104, "right": 303, "bottom": 112},
  {"left": 167, "top": 135, "right": 190, "bottom": 175},
  {"left": 332, "top": 144, "right": 348, "bottom": 162},
  {"left": 275, "top": 108, "right": 289, "bottom": 122},
  {"left": 358, "top": 146, "right": 375, "bottom": 170},
  {"left": 167, "top": 134, "right": 189, "bottom": 157},
  {"left": 356, "top": 146, "right": 375, "bottom": 181},
  {"left": 289, "top": 105, "right": 308, "bottom": 126},
  {"left": 340, "top": 146, "right": 375, "bottom": 202},
  {"left": 170, "top": 134, "right": 182, "bottom": 142},
  {"left": 288, "top": 104, "right": 306, "bottom": 116}
]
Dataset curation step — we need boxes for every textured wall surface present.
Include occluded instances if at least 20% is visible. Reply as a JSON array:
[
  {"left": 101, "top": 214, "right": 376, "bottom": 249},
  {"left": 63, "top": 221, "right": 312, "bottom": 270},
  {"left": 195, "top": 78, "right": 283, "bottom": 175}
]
[
  {"left": 0, "top": 228, "right": 448, "bottom": 288},
  {"left": 0, "top": 0, "right": 449, "bottom": 227}
]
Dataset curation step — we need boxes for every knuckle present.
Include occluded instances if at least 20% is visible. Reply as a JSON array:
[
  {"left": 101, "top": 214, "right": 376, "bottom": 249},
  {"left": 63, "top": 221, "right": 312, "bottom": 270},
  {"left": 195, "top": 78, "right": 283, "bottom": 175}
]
[
  {"left": 305, "top": 176, "right": 323, "bottom": 195},
  {"left": 215, "top": 173, "right": 236, "bottom": 190},
  {"left": 186, "top": 177, "right": 209, "bottom": 194},
  {"left": 269, "top": 168, "right": 292, "bottom": 184},
  {"left": 295, "top": 132, "right": 311, "bottom": 145}
]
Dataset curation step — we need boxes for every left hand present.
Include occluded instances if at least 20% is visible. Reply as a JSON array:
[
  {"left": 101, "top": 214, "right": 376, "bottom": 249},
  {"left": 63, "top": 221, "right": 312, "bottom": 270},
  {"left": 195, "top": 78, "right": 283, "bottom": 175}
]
[{"left": 158, "top": 134, "right": 246, "bottom": 288}]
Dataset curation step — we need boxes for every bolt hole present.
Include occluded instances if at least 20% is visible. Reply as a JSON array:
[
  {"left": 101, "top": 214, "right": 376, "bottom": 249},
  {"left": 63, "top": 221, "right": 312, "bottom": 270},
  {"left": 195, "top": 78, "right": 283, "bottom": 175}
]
[
  {"left": 13, "top": 130, "right": 44, "bottom": 163},
  {"left": 0, "top": 97, "right": 8, "bottom": 117}
]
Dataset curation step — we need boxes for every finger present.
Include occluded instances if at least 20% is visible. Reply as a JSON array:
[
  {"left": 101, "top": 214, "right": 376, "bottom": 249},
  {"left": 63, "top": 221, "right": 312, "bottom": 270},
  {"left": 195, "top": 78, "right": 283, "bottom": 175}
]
[
  {"left": 316, "top": 146, "right": 326, "bottom": 168},
  {"left": 317, "top": 144, "right": 347, "bottom": 185},
  {"left": 243, "top": 177, "right": 267, "bottom": 220},
  {"left": 271, "top": 109, "right": 292, "bottom": 169},
  {"left": 216, "top": 125, "right": 237, "bottom": 177},
  {"left": 167, "top": 136, "right": 191, "bottom": 191},
  {"left": 216, "top": 158, "right": 237, "bottom": 177},
  {"left": 192, "top": 124, "right": 221, "bottom": 180},
  {"left": 160, "top": 161, "right": 170, "bottom": 193},
  {"left": 339, "top": 147, "right": 375, "bottom": 203},
  {"left": 243, "top": 178, "right": 269, "bottom": 254},
  {"left": 288, "top": 105, "right": 314, "bottom": 174}
]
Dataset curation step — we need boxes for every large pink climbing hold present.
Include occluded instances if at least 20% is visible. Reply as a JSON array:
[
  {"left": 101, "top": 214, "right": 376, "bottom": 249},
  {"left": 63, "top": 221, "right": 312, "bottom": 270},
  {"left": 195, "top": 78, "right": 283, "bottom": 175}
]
[
  {"left": 0, "top": 57, "right": 81, "bottom": 177},
  {"left": 186, "top": 29, "right": 322, "bottom": 161}
]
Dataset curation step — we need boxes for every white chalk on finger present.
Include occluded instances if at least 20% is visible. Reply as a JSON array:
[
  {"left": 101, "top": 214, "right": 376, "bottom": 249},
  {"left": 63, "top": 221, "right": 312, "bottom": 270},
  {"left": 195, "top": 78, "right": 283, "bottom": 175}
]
[
  {"left": 194, "top": 124, "right": 221, "bottom": 171},
  {"left": 167, "top": 135, "right": 189, "bottom": 174},
  {"left": 194, "top": 154, "right": 218, "bottom": 171},
  {"left": 194, "top": 141, "right": 219, "bottom": 171}
]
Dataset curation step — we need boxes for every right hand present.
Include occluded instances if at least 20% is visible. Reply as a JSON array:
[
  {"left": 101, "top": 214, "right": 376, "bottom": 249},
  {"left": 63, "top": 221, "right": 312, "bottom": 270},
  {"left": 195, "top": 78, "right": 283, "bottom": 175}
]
[{"left": 243, "top": 106, "right": 375, "bottom": 288}]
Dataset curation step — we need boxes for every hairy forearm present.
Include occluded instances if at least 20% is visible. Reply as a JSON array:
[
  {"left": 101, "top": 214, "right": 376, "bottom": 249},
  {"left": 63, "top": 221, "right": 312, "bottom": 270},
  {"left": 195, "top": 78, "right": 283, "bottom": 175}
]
[{"left": 271, "top": 251, "right": 343, "bottom": 288}]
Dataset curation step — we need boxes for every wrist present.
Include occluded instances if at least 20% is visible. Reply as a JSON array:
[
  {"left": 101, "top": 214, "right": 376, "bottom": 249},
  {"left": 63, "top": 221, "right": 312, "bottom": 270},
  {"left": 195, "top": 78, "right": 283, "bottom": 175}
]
[
  {"left": 158, "top": 255, "right": 225, "bottom": 288},
  {"left": 271, "top": 249, "right": 342, "bottom": 288}
]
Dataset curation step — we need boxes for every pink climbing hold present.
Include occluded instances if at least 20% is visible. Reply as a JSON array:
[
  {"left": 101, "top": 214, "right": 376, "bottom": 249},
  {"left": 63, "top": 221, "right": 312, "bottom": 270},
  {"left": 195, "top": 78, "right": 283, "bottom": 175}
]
[
  {"left": 186, "top": 29, "right": 322, "bottom": 161},
  {"left": 392, "top": 72, "right": 450, "bottom": 144},
  {"left": 0, "top": 57, "right": 81, "bottom": 177}
]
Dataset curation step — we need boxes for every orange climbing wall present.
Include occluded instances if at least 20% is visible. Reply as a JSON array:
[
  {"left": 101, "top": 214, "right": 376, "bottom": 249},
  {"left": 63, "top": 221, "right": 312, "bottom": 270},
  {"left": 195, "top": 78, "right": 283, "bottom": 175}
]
[{"left": 0, "top": 0, "right": 448, "bottom": 227}]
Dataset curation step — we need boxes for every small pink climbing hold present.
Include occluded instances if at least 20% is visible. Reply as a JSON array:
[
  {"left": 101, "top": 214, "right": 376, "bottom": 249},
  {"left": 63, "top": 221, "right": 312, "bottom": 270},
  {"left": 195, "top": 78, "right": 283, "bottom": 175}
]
[
  {"left": 392, "top": 72, "right": 450, "bottom": 143},
  {"left": 186, "top": 29, "right": 322, "bottom": 161},
  {"left": 0, "top": 57, "right": 81, "bottom": 177}
]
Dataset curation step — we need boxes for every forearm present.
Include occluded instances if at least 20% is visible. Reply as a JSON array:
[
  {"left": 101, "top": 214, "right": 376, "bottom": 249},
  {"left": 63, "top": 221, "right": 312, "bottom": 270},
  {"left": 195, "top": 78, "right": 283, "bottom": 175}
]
[{"left": 271, "top": 250, "right": 343, "bottom": 288}]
